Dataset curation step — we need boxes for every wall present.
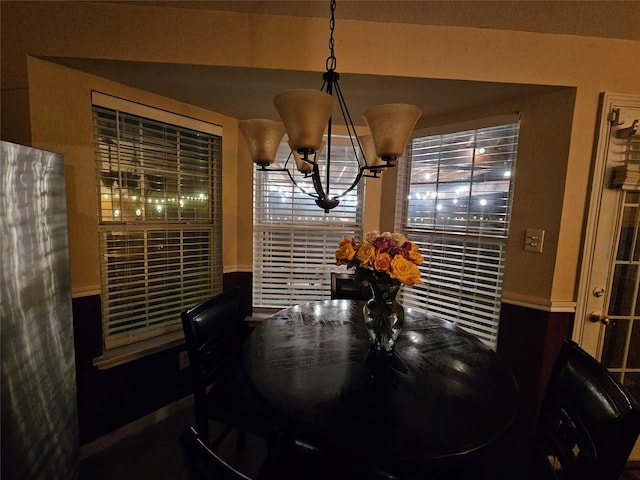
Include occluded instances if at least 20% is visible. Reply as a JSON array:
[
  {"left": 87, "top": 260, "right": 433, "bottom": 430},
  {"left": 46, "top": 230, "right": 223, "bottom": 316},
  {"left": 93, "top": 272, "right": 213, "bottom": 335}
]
[
  {"left": 2, "top": 1, "right": 640, "bottom": 440},
  {"left": 378, "top": 88, "right": 579, "bottom": 429},
  {"left": 25, "top": 57, "right": 240, "bottom": 295},
  {"left": 3, "top": 2, "right": 639, "bottom": 301},
  {"left": 19, "top": 57, "right": 247, "bottom": 443}
]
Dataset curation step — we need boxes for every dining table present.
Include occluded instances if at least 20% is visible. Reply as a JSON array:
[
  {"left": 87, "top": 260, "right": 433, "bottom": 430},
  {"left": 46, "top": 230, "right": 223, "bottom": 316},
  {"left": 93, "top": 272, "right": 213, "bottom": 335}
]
[{"left": 242, "top": 299, "right": 518, "bottom": 477}]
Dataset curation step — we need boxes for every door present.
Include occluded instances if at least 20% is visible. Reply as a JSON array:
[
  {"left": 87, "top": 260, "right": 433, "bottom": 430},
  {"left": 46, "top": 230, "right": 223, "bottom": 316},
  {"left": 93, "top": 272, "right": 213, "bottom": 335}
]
[{"left": 574, "top": 93, "right": 640, "bottom": 460}]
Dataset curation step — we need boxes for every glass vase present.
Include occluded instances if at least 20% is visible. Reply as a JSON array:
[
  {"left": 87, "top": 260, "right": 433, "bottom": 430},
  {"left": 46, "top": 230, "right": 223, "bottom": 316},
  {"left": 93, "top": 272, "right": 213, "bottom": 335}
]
[{"left": 363, "top": 278, "right": 405, "bottom": 353}]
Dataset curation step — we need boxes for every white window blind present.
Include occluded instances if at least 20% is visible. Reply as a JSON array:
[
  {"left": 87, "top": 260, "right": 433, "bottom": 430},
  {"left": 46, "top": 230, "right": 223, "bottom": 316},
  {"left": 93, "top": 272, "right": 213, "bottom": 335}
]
[
  {"left": 93, "top": 100, "right": 222, "bottom": 349},
  {"left": 396, "top": 121, "right": 520, "bottom": 348},
  {"left": 253, "top": 138, "right": 363, "bottom": 309}
]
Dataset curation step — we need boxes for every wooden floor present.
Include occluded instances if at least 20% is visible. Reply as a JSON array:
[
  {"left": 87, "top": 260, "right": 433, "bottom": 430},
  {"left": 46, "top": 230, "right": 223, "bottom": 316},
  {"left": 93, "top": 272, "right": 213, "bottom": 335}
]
[
  {"left": 79, "top": 405, "right": 640, "bottom": 480},
  {"left": 78, "top": 406, "right": 268, "bottom": 480},
  {"left": 622, "top": 463, "right": 640, "bottom": 480}
]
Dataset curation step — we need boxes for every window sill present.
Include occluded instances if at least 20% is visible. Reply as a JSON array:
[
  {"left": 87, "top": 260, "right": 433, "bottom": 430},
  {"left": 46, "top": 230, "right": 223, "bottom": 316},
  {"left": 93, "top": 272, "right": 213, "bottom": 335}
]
[
  {"left": 93, "top": 330, "right": 185, "bottom": 370},
  {"left": 246, "top": 308, "right": 278, "bottom": 322}
]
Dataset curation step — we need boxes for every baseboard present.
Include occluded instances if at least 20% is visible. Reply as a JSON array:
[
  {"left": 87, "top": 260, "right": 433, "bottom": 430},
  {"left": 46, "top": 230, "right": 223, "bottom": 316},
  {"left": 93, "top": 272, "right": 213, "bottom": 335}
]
[{"left": 79, "top": 395, "right": 193, "bottom": 459}]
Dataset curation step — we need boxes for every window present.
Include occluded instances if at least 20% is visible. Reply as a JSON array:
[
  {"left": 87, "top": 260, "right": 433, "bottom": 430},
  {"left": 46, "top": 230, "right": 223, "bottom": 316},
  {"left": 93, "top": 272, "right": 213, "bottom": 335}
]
[
  {"left": 396, "top": 120, "right": 520, "bottom": 348},
  {"left": 253, "top": 137, "right": 363, "bottom": 310},
  {"left": 93, "top": 93, "right": 223, "bottom": 350}
]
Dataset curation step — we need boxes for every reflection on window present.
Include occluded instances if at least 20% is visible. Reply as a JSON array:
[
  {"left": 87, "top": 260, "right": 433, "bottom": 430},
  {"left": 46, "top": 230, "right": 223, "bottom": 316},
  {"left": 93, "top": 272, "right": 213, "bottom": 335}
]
[
  {"left": 602, "top": 190, "right": 640, "bottom": 398},
  {"left": 253, "top": 137, "right": 363, "bottom": 309},
  {"left": 96, "top": 113, "right": 211, "bottom": 223},
  {"left": 94, "top": 106, "right": 222, "bottom": 349},
  {"left": 397, "top": 123, "right": 519, "bottom": 348}
]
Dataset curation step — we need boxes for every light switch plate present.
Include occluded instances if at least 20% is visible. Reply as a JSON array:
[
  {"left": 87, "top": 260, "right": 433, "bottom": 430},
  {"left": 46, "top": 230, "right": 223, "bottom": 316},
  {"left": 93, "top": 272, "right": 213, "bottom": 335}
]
[{"left": 524, "top": 229, "right": 545, "bottom": 253}]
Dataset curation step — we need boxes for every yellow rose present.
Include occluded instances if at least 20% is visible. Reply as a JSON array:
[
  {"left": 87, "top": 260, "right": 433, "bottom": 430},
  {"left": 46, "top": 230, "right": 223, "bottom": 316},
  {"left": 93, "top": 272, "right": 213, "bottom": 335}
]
[
  {"left": 409, "top": 249, "right": 424, "bottom": 265},
  {"left": 335, "top": 243, "right": 356, "bottom": 265},
  {"left": 390, "top": 255, "right": 423, "bottom": 286},
  {"left": 355, "top": 243, "right": 375, "bottom": 267}
]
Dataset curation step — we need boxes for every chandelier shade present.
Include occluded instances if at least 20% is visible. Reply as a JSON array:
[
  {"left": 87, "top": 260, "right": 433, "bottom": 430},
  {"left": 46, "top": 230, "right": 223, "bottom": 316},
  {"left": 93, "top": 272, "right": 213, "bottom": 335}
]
[
  {"left": 238, "top": 119, "right": 286, "bottom": 166},
  {"left": 240, "top": 0, "right": 422, "bottom": 212},
  {"left": 359, "top": 134, "right": 384, "bottom": 169},
  {"left": 273, "top": 89, "right": 335, "bottom": 155},
  {"left": 292, "top": 140, "right": 327, "bottom": 173},
  {"left": 291, "top": 145, "right": 316, "bottom": 174},
  {"left": 363, "top": 103, "right": 423, "bottom": 163}
]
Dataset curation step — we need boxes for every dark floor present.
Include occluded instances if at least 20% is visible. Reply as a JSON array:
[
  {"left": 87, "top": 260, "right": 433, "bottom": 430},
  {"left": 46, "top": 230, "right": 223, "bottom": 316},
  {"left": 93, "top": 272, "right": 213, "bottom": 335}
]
[
  {"left": 623, "top": 464, "right": 640, "bottom": 480},
  {"left": 78, "top": 406, "right": 268, "bottom": 480},
  {"left": 79, "top": 407, "right": 640, "bottom": 480}
]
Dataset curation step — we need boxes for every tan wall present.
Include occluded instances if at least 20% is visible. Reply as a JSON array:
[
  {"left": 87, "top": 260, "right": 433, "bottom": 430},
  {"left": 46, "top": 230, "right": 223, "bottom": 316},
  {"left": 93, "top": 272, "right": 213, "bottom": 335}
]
[
  {"left": 381, "top": 88, "right": 577, "bottom": 304},
  {"left": 25, "top": 57, "right": 239, "bottom": 295},
  {"left": 2, "top": 1, "right": 640, "bottom": 306}
]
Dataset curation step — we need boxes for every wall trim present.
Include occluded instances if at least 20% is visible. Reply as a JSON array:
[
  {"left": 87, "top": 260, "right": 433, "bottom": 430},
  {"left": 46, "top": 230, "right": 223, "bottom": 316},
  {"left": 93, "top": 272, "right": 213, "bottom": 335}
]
[
  {"left": 72, "top": 284, "right": 101, "bottom": 298},
  {"left": 501, "top": 293, "right": 576, "bottom": 313},
  {"left": 92, "top": 91, "right": 223, "bottom": 136},
  {"left": 93, "top": 330, "right": 185, "bottom": 370},
  {"left": 79, "top": 395, "right": 193, "bottom": 458},
  {"left": 223, "top": 265, "right": 253, "bottom": 274}
]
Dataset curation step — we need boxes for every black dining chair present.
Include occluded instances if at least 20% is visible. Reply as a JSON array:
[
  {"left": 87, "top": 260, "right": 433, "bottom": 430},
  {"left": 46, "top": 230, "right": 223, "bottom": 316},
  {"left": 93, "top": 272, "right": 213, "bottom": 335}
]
[
  {"left": 465, "top": 340, "right": 640, "bottom": 480},
  {"left": 330, "top": 272, "right": 372, "bottom": 300},
  {"left": 181, "top": 289, "right": 278, "bottom": 452},
  {"left": 530, "top": 340, "right": 640, "bottom": 480}
]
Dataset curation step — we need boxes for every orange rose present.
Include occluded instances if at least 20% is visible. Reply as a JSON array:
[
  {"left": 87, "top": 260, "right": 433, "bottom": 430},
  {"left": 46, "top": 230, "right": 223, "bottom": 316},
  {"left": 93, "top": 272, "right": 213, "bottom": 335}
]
[
  {"left": 339, "top": 236, "right": 354, "bottom": 247},
  {"left": 372, "top": 252, "right": 392, "bottom": 273},
  {"left": 390, "top": 255, "right": 423, "bottom": 286}
]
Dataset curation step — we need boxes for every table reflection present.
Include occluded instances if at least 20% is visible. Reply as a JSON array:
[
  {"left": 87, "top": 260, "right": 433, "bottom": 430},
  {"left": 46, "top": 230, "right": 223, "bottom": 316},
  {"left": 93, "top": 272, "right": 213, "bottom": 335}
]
[{"left": 244, "top": 299, "right": 518, "bottom": 475}]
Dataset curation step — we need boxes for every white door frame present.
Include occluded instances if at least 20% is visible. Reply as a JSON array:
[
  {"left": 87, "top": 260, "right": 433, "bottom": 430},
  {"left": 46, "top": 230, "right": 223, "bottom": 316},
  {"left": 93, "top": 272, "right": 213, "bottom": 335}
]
[{"left": 573, "top": 92, "right": 640, "bottom": 355}]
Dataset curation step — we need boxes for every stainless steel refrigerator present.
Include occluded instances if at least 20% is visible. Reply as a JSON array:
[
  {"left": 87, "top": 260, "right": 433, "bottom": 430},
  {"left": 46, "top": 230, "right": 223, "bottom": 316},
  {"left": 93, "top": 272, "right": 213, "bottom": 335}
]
[{"left": 1, "top": 140, "right": 79, "bottom": 479}]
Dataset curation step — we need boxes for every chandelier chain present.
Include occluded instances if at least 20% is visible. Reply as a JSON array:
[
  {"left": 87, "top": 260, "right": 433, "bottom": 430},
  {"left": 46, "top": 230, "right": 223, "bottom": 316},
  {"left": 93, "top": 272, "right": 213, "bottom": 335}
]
[
  {"left": 242, "top": 0, "right": 421, "bottom": 211},
  {"left": 326, "top": 0, "right": 337, "bottom": 72}
]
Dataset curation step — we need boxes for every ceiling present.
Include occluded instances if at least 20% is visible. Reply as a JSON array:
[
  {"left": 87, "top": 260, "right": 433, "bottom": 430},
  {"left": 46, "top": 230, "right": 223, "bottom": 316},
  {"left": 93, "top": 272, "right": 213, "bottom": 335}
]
[
  {"left": 48, "top": 1, "right": 637, "bottom": 124},
  {"left": 50, "top": 58, "right": 562, "bottom": 123},
  {"left": 110, "top": 1, "right": 640, "bottom": 41}
]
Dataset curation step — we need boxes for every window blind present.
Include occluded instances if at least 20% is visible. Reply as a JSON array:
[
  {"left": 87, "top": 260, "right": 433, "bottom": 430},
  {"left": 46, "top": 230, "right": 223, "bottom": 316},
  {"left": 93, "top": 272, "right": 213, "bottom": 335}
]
[
  {"left": 93, "top": 101, "right": 222, "bottom": 349},
  {"left": 253, "top": 138, "right": 363, "bottom": 309},
  {"left": 396, "top": 122, "right": 520, "bottom": 348}
]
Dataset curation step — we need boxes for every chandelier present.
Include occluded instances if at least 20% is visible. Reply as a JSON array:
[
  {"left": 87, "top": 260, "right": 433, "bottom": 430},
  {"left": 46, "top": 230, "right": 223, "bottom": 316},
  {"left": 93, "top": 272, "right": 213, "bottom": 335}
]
[{"left": 239, "top": 0, "right": 422, "bottom": 212}]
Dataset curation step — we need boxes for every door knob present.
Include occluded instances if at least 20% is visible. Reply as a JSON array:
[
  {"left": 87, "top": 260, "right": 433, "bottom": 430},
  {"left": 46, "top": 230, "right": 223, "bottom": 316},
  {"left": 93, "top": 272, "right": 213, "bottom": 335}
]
[{"left": 590, "top": 312, "right": 611, "bottom": 325}]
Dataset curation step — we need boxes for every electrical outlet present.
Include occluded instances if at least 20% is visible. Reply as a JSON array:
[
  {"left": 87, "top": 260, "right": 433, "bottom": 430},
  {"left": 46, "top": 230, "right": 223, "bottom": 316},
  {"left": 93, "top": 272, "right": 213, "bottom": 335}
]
[{"left": 179, "top": 350, "right": 190, "bottom": 370}]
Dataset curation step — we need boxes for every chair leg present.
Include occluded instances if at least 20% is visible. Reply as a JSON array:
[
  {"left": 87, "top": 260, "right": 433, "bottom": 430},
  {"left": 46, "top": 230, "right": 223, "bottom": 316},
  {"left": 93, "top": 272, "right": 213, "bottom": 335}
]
[{"left": 196, "top": 414, "right": 210, "bottom": 446}]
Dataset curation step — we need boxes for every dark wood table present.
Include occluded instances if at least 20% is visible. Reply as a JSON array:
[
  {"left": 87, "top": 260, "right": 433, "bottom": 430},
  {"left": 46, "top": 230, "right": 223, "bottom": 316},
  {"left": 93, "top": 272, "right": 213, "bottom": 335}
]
[{"left": 243, "top": 299, "right": 518, "bottom": 476}]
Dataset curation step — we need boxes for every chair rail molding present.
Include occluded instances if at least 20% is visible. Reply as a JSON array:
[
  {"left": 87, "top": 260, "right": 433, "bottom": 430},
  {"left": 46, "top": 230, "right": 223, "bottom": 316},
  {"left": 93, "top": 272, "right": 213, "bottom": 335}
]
[{"left": 501, "top": 293, "right": 577, "bottom": 313}]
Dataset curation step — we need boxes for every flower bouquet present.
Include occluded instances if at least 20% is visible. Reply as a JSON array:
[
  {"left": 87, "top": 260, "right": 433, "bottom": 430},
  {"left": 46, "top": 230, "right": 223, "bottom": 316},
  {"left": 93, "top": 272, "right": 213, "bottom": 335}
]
[{"left": 335, "top": 231, "right": 423, "bottom": 352}]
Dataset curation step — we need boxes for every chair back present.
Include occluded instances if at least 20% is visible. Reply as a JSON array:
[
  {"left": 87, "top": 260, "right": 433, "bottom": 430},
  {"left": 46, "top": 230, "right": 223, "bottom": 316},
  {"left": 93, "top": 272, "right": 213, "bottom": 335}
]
[
  {"left": 181, "top": 289, "right": 251, "bottom": 439},
  {"left": 330, "top": 272, "right": 372, "bottom": 300},
  {"left": 535, "top": 340, "right": 640, "bottom": 480},
  {"left": 181, "top": 427, "right": 252, "bottom": 480}
]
